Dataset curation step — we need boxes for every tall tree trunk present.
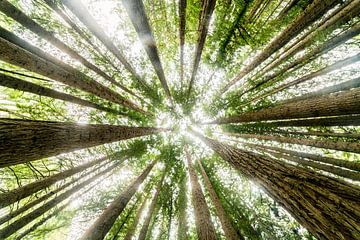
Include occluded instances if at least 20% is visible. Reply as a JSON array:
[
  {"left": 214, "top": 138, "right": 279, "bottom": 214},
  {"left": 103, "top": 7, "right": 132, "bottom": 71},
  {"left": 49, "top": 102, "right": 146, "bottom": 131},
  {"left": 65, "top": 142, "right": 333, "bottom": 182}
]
[
  {"left": 80, "top": 160, "right": 157, "bottom": 240},
  {"left": 185, "top": 147, "right": 217, "bottom": 240},
  {"left": 0, "top": 1, "right": 130, "bottom": 94},
  {"left": 59, "top": 0, "right": 154, "bottom": 97},
  {"left": 187, "top": 0, "right": 216, "bottom": 98},
  {"left": 0, "top": 36, "right": 148, "bottom": 114},
  {"left": 179, "top": 0, "right": 187, "bottom": 88},
  {"left": 0, "top": 160, "right": 107, "bottom": 224},
  {"left": 0, "top": 118, "right": 166, "bottom": 166},
  {"left": 177, "top": 175, "right": 189, "bottom": 240},
  {"left": 198, "top": 160, "right": 243, "bottom": 240},
  {"left": 229, "top": 132, "right": 360, "bottom": 153},
  {"left": 138, "top": 170, "right": 166, "bottom": 240},
  {"left": 276, "top": 0, "right": 300, "bottom": 20},
  {"left": 123, "top": 197, "right": 148, "bottom": 240},
  {"left": 209, "top": 88, "right": 360, "bottom": 124},
  {"left": 121, "top": 0, "right": 173, "bottom": 104},
  {"left": 0, "top": 162, "right": 118, "bottom": 239},
  {"left": 0, "top": 153, "right": 121, "bottom": 208},
  {"left": 246, "top": 0, "right": 265, "bottom": 23},
  {"left": 191, "top": 130, "right": 360, "bottom": 240},
  {"left": 0, "top": 73, "right": 126, "bottom": 116},
  {"left": 220, "top": 0, "right": 342, "bottom": 94},
  {"left": 280, "top": 76, "right": 360, "bottom": 104}
]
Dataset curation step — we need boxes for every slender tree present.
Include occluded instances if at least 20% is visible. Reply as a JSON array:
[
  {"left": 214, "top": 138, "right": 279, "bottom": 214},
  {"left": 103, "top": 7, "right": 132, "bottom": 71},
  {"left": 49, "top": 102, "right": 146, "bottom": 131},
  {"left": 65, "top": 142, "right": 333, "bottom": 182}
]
[
  {"left": 185, "top": 147, "right": 217, "bottom": 240},
  {"left": 122, "top": 0, "right": 173, "bottom": 104},
  {"left": 0, "top": 73, "right": 126, "bottom": 116},
  {"left": 179, "top": 0, "right": 187, "bottom": 88},
  {"left": 123, "top": 197, "right": 148, "bottom": 240},
  {"left": 80, "top": 159, "right": 157, "bottom": 240},
  {"left": 192, "top": 130, "right": 360, "bottom": 240},
  {"left": 138, "top": 170, "right": 166, "bottom": 240},
  {"left": 0, "top": 118, "right": 166, "bottom": 165},
  {"left": 176, "top": 174, "right": 189, "bottom": 240},
  {"left": 198, "top": 159, "right": 243, "bottom": 240}
]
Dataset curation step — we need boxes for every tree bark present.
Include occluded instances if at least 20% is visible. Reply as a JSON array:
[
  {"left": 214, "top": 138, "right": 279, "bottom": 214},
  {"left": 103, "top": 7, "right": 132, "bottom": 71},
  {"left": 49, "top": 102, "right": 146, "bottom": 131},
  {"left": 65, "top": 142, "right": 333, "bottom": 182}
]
[
  {"left": 229, "top": 132, "right": 360, "bottom": 153},
  {"left": 209, "top": 88, "right": 360, "bottom": 124},
  {"left": 0, "top": 162, "right": 118, "bottom": 239},
  {"left": 185, "top": 147, "right": 217, "bottom": 240},
  {"left": 192, "top": 130, "right": 360, "bottom": 240},
  {"left": 198, "top": 160, "right": 243, "bottom": 240},
  {"left": 177, "top": 175, "right": 189, "bottom": 240},
  {"left": 122, "top": 0, "right": 173, "bottom": 104},
  {"left": 123, "top": 197, "right": 148, "bottom": 240},
  {"left": 0, "top": 73, "right": 126, "bottom": 116},
  {"left": 80, "top": 160, "right": 157, "bottom": 240},
  {"left": 0, "top": 36, "right": 148, "bottom": 114},
  {"left": 179, "top": 0, "right": 187, "bottom": 88},
  {"left": 0, "top": 118, "right": 166, "bottom": 166},
  {"left": 187, "top": 0, "right": 216, "bottom": 98},
  {"left": 138, "top": 171, "right": 166, "bottom": 240},
  {"left": 276, "top": 0, "right": 300, "bottom": 20},
  {"left": 220, "top": 0, "right": 342, "bottom": 94}
]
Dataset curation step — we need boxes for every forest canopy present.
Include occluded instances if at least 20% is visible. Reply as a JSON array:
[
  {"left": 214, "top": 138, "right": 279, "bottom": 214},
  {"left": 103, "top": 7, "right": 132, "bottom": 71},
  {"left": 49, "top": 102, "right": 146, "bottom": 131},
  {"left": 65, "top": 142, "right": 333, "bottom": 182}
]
[{"left": 0, "top": 0, "right": 359, "bottom": 239}]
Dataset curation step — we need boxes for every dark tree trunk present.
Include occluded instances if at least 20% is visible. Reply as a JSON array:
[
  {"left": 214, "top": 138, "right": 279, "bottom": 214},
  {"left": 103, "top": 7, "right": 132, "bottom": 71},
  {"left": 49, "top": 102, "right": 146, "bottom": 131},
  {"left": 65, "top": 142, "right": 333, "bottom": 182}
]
[
  {"left": 122, "top": 0, "right": 173, "bottom": 104},
  {"left": 276, "top": 0, "right": 300, "bottom": 20},
  {"left": 123, "top": 197, "right": 148, "bottom": 240},
  {"left": 187, "top": 0, "right": 216, "bottom": 98},
  {"left": 0, "top": 162, "right": 118, "bottom": 239},
  {"left": 179, "top": 0, "right": 187, "bottom": 88},
  {"left": 209, "top": 88, "right": 360, "bottom": 124},
  {"left": 198, "top": 160, "right": 243, "bottom": 240},
  {"left": 185, "top": 147, "right": 217, "bottom": 240},
  {"left": 138, "top": 171, "right": 166, "bottom": 240},
  {"left": 0, "top": 73, "right": 126, "bottom": 116},
  {"left": 0, "top": 118, "right": 166, "bottom": 166},
  {"left": 192, "top": 130, "right": 360, "bottom": 240},
  {"left": 220, "top": 0, "right": 341, "bottom": 94},
  {"left": 80, "top": 160, "right": 157, "bottom": 240},
  {"left": 0, "top": 36, "right": 148, "bottom": 114}
]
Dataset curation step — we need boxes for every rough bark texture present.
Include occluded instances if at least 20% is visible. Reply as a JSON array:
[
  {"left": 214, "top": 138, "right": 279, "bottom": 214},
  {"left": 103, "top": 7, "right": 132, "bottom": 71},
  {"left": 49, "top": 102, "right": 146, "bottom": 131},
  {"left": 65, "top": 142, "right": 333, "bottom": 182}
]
[
  {"left": 187, "top": 0, "right": 216, "bottom": 98},
  {"left": 220, "top": 0, "right": 341, "bottom": 94},
  {"left": 0, "top": 162, "right": 117, "bottom": 239},
  {"left": 232, "top": 132, "right": 360, "bottom": 153},
  {"left": 80, "top": 160, "right": 157, "bottom": 240},
  {"left": 0, "top": 73, "right": 126, "bottom": 116},
  {"left": 122, "top": 0, "right": 172, "bottom": 103},
  {"left": 192, "top": 131, "right": 360, "bottom": 240},
  {"left": 179, "top": 0, "right": 187, "bottom": 87},
  {"left": 210, "top": 88, "right": 360, "bottom": 124},
  {"left": 138, "top": 171, "right": 166, "bottom": 240},
  {"left": 198, "top": 160, "right": 243, "bottom": 240},
  {"left": 177, "top": 175, "right": 189, "bottom": 240},
  {"left": 0, "top": 118, "right": 165, "bottom": 165},
  {"left": 185, "top": 148, "right": 217, "bottom": 240},
  {"left": 123, "top": 197, "right": 148, "bottom": 240},
  {"left": 0, "top": 36, "right": 147, "bottom": 114}
]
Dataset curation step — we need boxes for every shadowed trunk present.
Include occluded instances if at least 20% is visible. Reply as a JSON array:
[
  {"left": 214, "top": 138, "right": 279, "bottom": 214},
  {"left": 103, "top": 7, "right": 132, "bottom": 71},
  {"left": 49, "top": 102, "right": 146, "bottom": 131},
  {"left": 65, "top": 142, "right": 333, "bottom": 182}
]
[
  {"left": 0, "top": 118, "right": 166, "bottom": 166},
  {"left": 220, "top": 0, "right": 342, "bottom": 94},
  {"left": 0, "top": 73, "right": 126, "bottom": 116},
  {"left": 277, "top": 0, "right": 300, "bottom": 20},
  {"left": 185, "top": 147, "right": 217, "bottom": 240},
  {"left": 138, "top": 171, "right": 166, "bottom": 240},
  {"left": 192, "top": 130, "right": 360, "bottom": 240},
  {"left": 179, "top": 0, "right": 187, "bottom": 88},
  {"left": 123, "top": 197, "right": 148, "bottom": 240},
  {"left": 122, "top": 0, "right": 173, "bottom": 103},
  {"left": 198, "top": 160, "right": 243, "bottom": 240},
  {"left": 0, "top": 162, "right": 118, "bottom": 239},
  {"left": 80, "top": 160, "right": 157, "bottom": 240},
  {"left": 0, "top": 36, "right": 147, "bottom": 114},
  {"left": 177, "top": 175, "right": 189, "bottom": 240},
  {"left": 209, "top": 88, "right": 360, "bottom": 124}
]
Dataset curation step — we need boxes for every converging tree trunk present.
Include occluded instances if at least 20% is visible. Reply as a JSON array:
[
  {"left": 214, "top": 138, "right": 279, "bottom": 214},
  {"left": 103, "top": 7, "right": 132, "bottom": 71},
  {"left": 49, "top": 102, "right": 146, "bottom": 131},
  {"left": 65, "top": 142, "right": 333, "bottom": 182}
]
[
  {"left": 191, "top": 130, "right": 360, "bottom": 240},
  {"left": 80, "top": 160, "right": 157, "bottom": 240},
  {"left": 178, "top": 0, "right": 187, "bottom": 87},
  {"left": 138, "top": 171, "right": 166, "bottom": 240},
  {"left": 123, "top": 197, "right": 148, "bottom": 240},
  {"left": 198, "top": 159, "right": 243, "bottom": 240},
  {"left": 177, "top": 175, "right": 189, "bottom": 240},
  {"left": 0, "top": 118, "right": 166, "bottom": 165},
  {"left": 185, "top": 147, "right": 217, "bottom": 240}
]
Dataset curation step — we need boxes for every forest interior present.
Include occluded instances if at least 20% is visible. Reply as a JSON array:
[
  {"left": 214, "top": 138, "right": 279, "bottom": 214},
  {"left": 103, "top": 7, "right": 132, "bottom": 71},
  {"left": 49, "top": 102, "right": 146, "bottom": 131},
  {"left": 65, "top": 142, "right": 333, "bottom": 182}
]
[{"left": 0, "top": 0, "right": 360, "bottom": 239}]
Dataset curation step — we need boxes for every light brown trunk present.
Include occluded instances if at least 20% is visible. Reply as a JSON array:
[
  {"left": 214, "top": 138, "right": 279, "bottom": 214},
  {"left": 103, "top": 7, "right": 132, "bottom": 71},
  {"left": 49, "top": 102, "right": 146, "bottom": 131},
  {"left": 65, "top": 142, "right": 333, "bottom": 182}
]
[
  {"left": 192, "top": 130, "right": 360, "bottom": 240},
  {"left": 0, "top": 118, "right": 166, "bottom": 165},
  {"left": 198, "top": 160, "right": 243, "bottom": 240},
  {"left": 123, "top": 197, "right": 148, "bottom": 240},
  {"left": 185, "top": 147, "right": 217, "bottom": 240},
  {"left": 80, "top": 160, "right": 157, "bottom": 240}
]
